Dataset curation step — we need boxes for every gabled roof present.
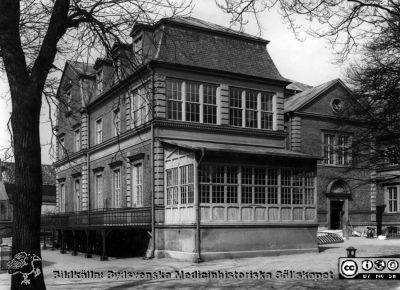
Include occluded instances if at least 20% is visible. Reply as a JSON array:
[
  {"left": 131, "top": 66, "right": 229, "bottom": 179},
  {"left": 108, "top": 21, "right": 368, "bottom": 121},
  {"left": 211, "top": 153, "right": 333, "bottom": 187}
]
[
  {"left": 1, "top": 162, "right": 56, "bottom": 186},
  {"left": 284, "top": 79, "right": 346, "bottom": 113},
  {"left": 286, "top": 80, "right": 312, "bottom": 92}
]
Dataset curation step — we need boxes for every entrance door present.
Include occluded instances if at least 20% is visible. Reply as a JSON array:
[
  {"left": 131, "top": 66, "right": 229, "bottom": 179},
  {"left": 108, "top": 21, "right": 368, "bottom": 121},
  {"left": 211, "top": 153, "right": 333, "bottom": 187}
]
[{"left": 330, "top": 200, "right": 344, "bottom": 230}]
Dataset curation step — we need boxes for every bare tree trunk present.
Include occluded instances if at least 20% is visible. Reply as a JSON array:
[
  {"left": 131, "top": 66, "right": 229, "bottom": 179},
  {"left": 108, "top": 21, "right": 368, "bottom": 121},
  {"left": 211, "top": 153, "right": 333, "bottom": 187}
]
[{"left": 11, "top": 89, "right": 45, "bottom": 289}]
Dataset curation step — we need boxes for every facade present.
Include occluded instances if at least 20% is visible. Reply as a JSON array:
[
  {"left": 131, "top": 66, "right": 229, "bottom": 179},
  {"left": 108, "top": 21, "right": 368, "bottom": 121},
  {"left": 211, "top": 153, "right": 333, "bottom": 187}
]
[
  {"left": 284, "top": 79, "right": 374, "bottom": 234},
  {"left": 49, "top": 17, "right": 320, "bottom": 261}
]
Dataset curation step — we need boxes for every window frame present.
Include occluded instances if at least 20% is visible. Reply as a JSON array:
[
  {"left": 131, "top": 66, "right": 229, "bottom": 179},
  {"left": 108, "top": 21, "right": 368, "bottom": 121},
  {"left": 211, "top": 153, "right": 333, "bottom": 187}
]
[
  {"left": 74, "top": 177, "right": 81, "bottom": 211},
  {"left": 58, "top": 137, "right": 65, "bottom": 159},
  {"left": 229, "top": 87, "right": 276, "bottom": 130},
  {"left": 130, "top": 86, "right": 149, "bottom": 128},
  {"left": 95, "top": 173, "right": 103, "bottom": 209},
  {"left": 96, "top": 118, "right": 103, "bottom": 144},
  {"left": 166, "top": 78, "right": 219, "bottom": 125},
  {"left": 131, "top": 161, "right": 143, "bottom": 207},
  {"left": 96, "top": 69, "right": 103, "bottom": 93},
  {"left": 322, "top": 132, "right": 352, "bottom": 166},
  {"left": 113, "top": 168, "right": 122, "bottom": 208},
  {"left": 113, "top": 108, "right": 121, "bottom": 136},
  {"left": 385, "top": 185, "right": 400, "bottom": 213},
  {"left": 74, "top": 128, "right": 81, "bottom": 152}
]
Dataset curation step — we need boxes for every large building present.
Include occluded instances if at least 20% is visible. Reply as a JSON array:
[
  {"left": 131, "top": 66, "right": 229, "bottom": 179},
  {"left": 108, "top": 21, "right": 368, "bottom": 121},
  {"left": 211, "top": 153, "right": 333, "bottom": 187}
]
[
  {"left": 284, "top": 79, "right": 374, "bottom": 234},
  {"left": 48, "top": 17, "right": 320, "bottom": 261}
]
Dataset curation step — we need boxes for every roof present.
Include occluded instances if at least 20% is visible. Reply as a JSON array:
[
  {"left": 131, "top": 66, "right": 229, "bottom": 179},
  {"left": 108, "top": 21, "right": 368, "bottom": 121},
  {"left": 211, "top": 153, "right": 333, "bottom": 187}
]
[
  {"left": 284, "top": 79, "right": 342, "bottom": 113},
  {"left": 67, "top": 60, "right": 96, "bottom": 77},
  {"left": 286, "top": 80, "right": 312, "bottom": 92},
  {"left": 0, "top": 162, "right": 56, "bottom": 186},
  {"left": 160, "top": 17, "right": 269, "bottom": 44},
  {"left": 160, "top": 139, "right": 320, "bottom": 160},
  {"left": 155, "top": 22, "right": 286, "bottom": 81}
]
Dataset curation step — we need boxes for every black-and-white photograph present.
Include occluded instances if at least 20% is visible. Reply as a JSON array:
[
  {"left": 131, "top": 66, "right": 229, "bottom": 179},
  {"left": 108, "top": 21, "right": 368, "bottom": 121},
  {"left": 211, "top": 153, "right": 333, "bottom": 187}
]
[{"left": 0, "top": 1, "right": 399, "bottom": 289}]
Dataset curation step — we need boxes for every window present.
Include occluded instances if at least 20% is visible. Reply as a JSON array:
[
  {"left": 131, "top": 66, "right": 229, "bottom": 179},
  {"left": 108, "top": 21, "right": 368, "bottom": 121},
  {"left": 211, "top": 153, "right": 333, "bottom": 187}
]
[
  {"left": 261, "top": 92, "right": 274, "bottom": 129},
  {"left": 186, "top": 82, "right": 200, "bottom": 122},
  {"left": 74, "top": 178, "right": 81, "bottom": 211},
  {"left": 132, "top": 162, "right": 143, "bottom": 207},
  {"left": 113, "top": 108, "right": 121, "bottom": 136},
  {"left": 386, "top": 186, "right": 399, "bottom": 213},
  {"left": 113, "top": 58, "right": 122, "bottom": 84},
  {"left": 133, "top": 36, "right": 143, "bottom": 60},
  {"left": 166, "top": 79, "right": 218, "bottom": 124},
  {"left": 95, "top": 173, "right": 103, "bottom": 209},
  {"left": 96, "top": 69, "right": 103, "bottom": 93},
  {"left": 166, "top": 164, "right": 195, "bottom": 206},
  {"left": 199, "top": 165, "right": 314, "bottom": 206},
  {"left": 59, "top": 183, "right": 66, "bottom": 213},
  {"left": 113, "top": 169, "right": 121, "bottom": 208},
  {"left": 229, "top": 88, "right": 242, "bottom": 127},
  {"left": 74, "top": 128, "right": 81, "bottom": 152},
  {"left": 203, "top": 85, "right": 217, "bottom": 124},
  {"left": 66, "top": 88, "right": 72, "bottom": 112},
  {"left": 58, "top": 137, "right": 65, "bottom": 159},
  {"left": 130, "top": 87, "right": 148, "bottom": 127},
  {"left": 166, "top": 80, "right": 182, "bottom": 120},
  {"left": 322, "top": 132, "right": 352, "bottom": 165},
  {"left": 96, "top": 119, "right": 103, "bottom": 144},
  {"left": 229, "top": 88, "right": 275, "bottom": 129}
]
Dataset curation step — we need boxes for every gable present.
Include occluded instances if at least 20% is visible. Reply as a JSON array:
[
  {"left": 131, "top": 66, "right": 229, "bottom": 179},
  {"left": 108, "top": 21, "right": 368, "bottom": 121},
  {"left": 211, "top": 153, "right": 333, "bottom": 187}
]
[{"left": 300, "top": 83, "right": 352, "bottom": 117}]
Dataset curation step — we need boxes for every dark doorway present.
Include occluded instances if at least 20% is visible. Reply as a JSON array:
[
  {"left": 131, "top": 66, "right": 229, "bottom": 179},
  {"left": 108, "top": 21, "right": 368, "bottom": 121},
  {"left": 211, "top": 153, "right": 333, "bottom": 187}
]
[{"left": 330, "top": 200, "right": 344, "bottom": 230}]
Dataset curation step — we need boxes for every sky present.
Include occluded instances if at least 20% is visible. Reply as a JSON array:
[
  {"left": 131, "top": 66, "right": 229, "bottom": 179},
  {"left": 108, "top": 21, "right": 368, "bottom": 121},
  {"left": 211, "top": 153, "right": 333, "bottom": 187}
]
[{"left": 0, "top": 0, "right": 343, "bottom": 165}]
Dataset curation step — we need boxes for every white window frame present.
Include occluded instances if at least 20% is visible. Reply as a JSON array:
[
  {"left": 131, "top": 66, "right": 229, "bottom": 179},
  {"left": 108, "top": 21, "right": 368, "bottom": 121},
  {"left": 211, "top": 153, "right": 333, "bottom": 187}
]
[
  {"left": 74, "top": 128, "right": 81, "bottom": 152},
  {"left": 95, "top": 173, "right": 103, "bottom": 209},
  {"left": 96, "top": 118, "right": 103, "bottom": 144},
  {"left": 74, "top": 178, "right": 81, "bottom": 211},
  {"left": 113, "top": 169, "right": 122, "bottom": 208},
  {"left": 385, "top": 185, "right": 399, "bottom": 213},
  {"left": 229, "top": 87, "right": 276, "bottom": 130},
  {"left": 131, "top": 161, "right": 143, "bottom": 207},
  {"left": 166, "top": 79, "right": 219, "bottom": 124},
  {"left": 113, "top": 108, "right": 121, "bottom": 136}
]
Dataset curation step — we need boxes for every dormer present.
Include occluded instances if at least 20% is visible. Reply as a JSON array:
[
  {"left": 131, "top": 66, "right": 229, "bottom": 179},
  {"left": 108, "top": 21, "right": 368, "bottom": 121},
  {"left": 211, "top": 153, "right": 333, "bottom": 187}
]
[
  {"left": 129, "top": 22, "right": 156, "bottom": 66},
  {"left": 93, "top": 58, "right": 113, "bottom": 95},
  {"left": 110, "top": 42, "right": 133, "bottom": 83}
]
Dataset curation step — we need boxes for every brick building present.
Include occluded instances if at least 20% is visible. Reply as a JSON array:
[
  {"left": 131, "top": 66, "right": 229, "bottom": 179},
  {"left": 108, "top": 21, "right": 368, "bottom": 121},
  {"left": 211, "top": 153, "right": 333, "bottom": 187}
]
[
  {"left": 284, "top": 79, "right": 374, "bottom": 233},
  {"left": 49, "top": 17, "right": 320, "bottom": 261}
]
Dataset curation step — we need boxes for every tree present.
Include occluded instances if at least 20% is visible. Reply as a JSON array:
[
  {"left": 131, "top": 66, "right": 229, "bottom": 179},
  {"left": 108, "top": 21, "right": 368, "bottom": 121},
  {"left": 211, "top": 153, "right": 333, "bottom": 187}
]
[
  {"left": 216, "top": 1, "right": 400, "bottom": 61},
  {"left": 217, "top": 0, "right": 400, "bottom": 168},
  {"left": 0, "top": 1, "right": 191, "bottom": 289}
]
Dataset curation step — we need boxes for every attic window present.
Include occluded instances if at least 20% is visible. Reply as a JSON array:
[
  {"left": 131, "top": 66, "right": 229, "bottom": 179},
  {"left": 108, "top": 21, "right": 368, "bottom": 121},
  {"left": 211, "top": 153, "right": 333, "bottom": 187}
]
[
  {"left": 331, "top": 98, "right": 343, "bottom": 113},
  {"left": 96, "top": 69, "right": 103, "bottom": 93},
  {"left": 133, "top": 36, "right": 143, "bottom": 61}
]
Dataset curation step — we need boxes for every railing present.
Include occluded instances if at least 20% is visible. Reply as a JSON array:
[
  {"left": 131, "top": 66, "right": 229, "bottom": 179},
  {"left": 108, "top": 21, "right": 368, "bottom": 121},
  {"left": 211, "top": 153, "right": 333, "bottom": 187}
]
[{"left": 41, "top": 206, "right": 164, "bottom": 229}]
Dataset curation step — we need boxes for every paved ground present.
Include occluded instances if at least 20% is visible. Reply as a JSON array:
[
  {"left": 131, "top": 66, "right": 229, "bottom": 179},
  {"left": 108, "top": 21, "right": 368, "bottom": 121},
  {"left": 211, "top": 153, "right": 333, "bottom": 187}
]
[{"left": 0, "top": 237, "right": 400, "bottom": 289}]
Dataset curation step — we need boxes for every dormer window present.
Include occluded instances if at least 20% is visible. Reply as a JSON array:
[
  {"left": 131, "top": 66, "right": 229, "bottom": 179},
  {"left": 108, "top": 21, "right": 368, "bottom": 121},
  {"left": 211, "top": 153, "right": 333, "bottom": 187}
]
[
  {"left": 96, "top": 69, "right": 103, "bottom": 93},
  {"left": 133, "top": 36, "right": 143, "bottom": 62}
]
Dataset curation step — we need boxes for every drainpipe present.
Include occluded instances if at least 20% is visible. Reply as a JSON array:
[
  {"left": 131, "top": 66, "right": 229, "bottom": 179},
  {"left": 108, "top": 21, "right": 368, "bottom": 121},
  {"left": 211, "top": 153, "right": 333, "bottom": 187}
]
[
  {"left": 85, "top": 109, "right": 91, "bottom": 223},
  {"left": 150, "top": 66, "right": 155, "bottom": 258},
  {"left": 195, "top": 148, "right": 205, "bottom": 263}
]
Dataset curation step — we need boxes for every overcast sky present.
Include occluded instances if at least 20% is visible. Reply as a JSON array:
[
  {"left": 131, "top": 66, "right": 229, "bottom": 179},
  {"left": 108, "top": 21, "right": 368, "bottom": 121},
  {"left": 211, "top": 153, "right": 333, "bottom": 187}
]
[{"left": 0, "top": 0, "right": 343, "bottom": 165}]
